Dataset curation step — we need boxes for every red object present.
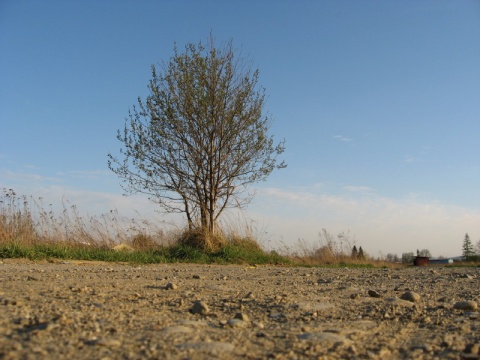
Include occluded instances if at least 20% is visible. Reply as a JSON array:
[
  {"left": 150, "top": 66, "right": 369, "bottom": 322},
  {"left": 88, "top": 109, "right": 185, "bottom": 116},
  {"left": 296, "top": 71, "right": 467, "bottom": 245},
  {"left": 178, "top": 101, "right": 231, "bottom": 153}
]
[{"left": 413, "top": 256, "right": 430, "bottom": 266}]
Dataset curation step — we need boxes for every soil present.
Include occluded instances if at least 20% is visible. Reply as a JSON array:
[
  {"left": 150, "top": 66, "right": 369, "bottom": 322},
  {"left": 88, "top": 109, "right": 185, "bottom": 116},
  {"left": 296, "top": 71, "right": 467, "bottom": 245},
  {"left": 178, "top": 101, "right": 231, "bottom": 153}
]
[{"left": 0, "top": 259, "right": 479, "bottom": 359}]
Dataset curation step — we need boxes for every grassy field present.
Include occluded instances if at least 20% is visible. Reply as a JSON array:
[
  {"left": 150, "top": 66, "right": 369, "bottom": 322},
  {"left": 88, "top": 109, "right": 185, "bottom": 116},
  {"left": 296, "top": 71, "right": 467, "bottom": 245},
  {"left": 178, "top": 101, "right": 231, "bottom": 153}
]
[{"left": 2, "top": 188, "right": 477, "bottom": 267}]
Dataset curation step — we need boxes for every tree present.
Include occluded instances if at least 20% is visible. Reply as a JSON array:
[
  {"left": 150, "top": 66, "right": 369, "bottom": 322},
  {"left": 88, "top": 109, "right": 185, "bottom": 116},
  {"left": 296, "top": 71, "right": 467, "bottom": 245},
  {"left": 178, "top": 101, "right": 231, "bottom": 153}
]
[
  {"left": 351, "top": 245, "right": 358, "bottom": 259},
  {"left": 386, "top": 253, "right": 399, "bottom": 262},
  {"left": 108, "top": 36, "right": 286, "bottom": 239},
  {"left": 358, "top": 246, "right": 365, "bottom": 259},
  {"left": 402, "top": 252, "right": 415, "bottom": 264},
  {"left": 418, "top": 249, "right": 431, "bottom": 257},
  {"left": 462, "top": 233, "right": 474, "bottom": 261}
]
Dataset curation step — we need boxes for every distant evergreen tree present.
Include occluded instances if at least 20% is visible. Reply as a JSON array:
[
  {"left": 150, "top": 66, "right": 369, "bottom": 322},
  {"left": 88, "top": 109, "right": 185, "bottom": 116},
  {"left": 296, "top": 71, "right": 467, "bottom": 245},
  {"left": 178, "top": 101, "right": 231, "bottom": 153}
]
[
  {"left": 351, "top": 245, "right": 358, "bottom": 258},
  {"left": 358, "top": 246, "right": 365, "bottom": 259},
  {"left": 462, "top": 233, "right": 474, "bottom": 261}
]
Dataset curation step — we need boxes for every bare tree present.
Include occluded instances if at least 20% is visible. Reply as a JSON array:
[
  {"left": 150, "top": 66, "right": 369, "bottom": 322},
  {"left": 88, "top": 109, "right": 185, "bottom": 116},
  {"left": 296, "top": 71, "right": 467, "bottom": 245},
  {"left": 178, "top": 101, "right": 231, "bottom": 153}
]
[
  {"left": 418, "top": 249, "right": 431, "bottom": 257},
  {"left": 108, "top": 36, "right": 286, "bottom": 238},
  {"left": 402, "top": 252, "right": 414, "bottom": 264}
]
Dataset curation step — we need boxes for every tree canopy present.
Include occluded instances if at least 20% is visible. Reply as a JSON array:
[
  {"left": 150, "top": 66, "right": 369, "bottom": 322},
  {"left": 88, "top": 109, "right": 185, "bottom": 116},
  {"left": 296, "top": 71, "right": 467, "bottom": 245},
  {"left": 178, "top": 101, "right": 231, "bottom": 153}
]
[{"left": 108, "top": 36, "right": 286, "bottom": 237}]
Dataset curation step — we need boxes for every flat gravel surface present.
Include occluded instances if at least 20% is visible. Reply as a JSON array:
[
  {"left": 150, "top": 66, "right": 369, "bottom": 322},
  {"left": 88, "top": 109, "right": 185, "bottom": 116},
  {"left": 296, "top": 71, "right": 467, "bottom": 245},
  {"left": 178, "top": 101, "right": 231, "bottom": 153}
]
[{"left": 0, "top": 259, "right": 479, "bottom": 359}]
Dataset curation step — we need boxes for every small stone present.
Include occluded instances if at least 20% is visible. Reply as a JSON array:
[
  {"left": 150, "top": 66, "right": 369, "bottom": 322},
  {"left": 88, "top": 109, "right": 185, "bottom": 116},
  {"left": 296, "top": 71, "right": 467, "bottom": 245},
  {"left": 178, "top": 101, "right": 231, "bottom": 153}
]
[
  {"left": 464, "top": 343, "right": 480, "bottom": 355},
  {"left": 191, "top": 300, "right": 209, "bottom": 315},
  {"left": 453, "top": 301, "right": 478, "bottom": 311},
  {"left": 252, "top": 321, "right": 264, "bottom": 329},
  {"left": 234, "top": 312, "right": 249, "bottom": 322},
  {"left": 227, "top": 319, "right": 248, "bottom": 328},
  {"left": 411, "top": 344, "right": 433, "bottom": 353},
  {"left": 165, "top": 282, "right": 177, "bottom": 290},
  {"left": 368, "top": 290, "right": 382, "bottom": 298},
  {"left": 192, "top": 275, "right": 201, "bottom": 279},
  {"left": 400, "top": 291, "right": 421, "bottom": 303},
  {"left": 268, "top": 313, "right": 287, "bottom": 321},
  {"left": 96, "top": 339, "right": 121, "bottom": 347}
]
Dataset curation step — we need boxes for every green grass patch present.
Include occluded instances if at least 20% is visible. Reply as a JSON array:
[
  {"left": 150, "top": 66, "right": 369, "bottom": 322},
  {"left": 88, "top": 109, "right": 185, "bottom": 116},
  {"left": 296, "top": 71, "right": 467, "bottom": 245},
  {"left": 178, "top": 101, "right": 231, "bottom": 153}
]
[{"left": 0, "top": 240, "right": 292, "bottom": 265}]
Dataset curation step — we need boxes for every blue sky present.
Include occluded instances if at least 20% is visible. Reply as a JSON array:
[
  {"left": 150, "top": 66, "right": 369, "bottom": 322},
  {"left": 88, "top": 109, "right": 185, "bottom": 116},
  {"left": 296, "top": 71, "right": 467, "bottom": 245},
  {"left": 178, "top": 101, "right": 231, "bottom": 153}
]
[{"left": 1, "top": 0, "right": 479, "bottom": 257}]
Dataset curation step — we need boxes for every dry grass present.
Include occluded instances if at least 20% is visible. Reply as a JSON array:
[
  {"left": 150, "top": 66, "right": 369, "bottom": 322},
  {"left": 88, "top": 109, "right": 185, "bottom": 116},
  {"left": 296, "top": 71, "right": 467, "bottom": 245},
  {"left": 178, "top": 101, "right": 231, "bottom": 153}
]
[
  {"left": 280, "top": 229, "right": 376, "bottom": 266},
  {"left": 178, "top": 227, "right": 227, "bottom": 252},
  {"left": 0, "top": 188, "right": 441, "bottom": 268},
  {"left": 0, "top": 188, "right": 170, "bottom": 250}
]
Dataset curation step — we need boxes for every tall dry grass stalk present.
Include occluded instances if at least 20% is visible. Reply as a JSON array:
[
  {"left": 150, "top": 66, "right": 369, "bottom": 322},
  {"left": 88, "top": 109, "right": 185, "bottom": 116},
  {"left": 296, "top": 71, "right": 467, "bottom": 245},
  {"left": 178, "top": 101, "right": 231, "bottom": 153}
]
[
  {"left": 290, "top": 228, "right": 364, "bottom": 265},
  {"left": 0, "top": 189, "right": 36, "bottom": 243},
  {"left": 0, "top": 188, "right": 171, "bottom": 249}
]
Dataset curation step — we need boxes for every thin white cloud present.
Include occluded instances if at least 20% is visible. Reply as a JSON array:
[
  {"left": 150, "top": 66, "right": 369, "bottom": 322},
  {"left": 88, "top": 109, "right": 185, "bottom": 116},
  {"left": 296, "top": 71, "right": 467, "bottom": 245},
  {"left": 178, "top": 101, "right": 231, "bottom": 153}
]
[
  {"left": 343, "top": 185, "right": 375, "bottom": 193},
  {"left": 0, "top": 170, "right": 63, "bottom": 183},
  {"left": 333, "top": 135, "right": 353, "bottom": 143},
  {"left": 404, "top": 155, "right": 420, "bottom": 163}
]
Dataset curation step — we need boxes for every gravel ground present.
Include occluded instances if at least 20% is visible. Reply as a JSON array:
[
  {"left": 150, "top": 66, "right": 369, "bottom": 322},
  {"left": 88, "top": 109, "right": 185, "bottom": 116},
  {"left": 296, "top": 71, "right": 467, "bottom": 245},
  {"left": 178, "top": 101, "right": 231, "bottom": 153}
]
[{"left": 0, "top": 259, "right": 478, "bottom": 360}]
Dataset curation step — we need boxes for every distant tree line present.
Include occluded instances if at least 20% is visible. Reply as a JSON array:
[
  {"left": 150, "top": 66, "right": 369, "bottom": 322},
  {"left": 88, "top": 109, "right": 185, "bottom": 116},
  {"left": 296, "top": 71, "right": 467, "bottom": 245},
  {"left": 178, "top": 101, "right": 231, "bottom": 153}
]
[{"left": 384, "top": 233, "right": 480, "bottom": 264}]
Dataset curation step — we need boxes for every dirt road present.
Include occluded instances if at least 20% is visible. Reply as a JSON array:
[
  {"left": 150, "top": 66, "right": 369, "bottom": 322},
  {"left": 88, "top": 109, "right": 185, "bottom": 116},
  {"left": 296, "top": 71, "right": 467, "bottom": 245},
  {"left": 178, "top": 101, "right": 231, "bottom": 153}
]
[{"left": 0, "top": 259, "right": 478, "bottom": 359}]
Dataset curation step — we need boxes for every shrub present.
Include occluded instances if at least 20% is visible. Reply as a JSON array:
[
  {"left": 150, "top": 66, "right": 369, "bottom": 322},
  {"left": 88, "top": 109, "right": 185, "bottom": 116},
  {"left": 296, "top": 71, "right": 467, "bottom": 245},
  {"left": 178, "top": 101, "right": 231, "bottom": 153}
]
[
  {"left": 178, "top": 228, "right": 226, "bottom": 252},
  {"left": 131, "top": 233, "right": 158, "bottom": 250}
]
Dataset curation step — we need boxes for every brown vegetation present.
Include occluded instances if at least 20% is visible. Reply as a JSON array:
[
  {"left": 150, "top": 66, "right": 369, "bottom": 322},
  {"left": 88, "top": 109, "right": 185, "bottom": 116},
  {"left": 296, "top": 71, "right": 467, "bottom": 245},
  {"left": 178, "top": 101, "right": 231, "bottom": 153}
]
[{"left": 4, "top": 188, "right": 471, "bottom": 268}]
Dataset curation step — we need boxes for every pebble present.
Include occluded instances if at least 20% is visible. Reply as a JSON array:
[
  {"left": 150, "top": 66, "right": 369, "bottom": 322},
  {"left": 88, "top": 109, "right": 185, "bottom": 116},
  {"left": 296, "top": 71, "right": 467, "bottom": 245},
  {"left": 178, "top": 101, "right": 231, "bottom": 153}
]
[
  {"left": 384, "top": 297, "right": 415, "bottom": 307},
  {"left": 165, "top": 282, "right": 177, "bottom": 290},
  {"left": 453, "top": 301, "right": 478, "bottom": 311},
  {"left": 400, "top": 291, "right": 421, "bottom": 302},
  {"left": 227, "top": 319, "right": 248, "bottom": 328},
  {"left": 96, "top": 339, "right": 122, "bottom": 347},
  {"left": 234, "top": 312, "right": 250, "bottom": 321},
  {"left": 368, "top": 290, "right": 382, "bottom": 298},
  {"left": 191, "top": 300, "right": 209, "bottom": 315}
]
